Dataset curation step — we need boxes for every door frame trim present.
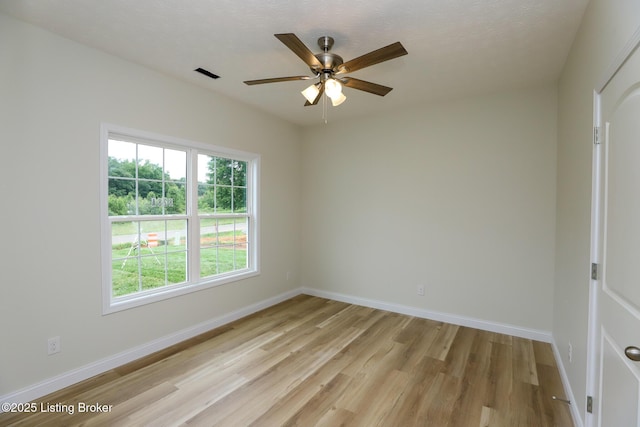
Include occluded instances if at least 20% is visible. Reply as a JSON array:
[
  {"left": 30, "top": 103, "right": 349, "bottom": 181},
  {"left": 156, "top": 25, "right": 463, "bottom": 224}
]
[
  {"left": 586, "top": 89, "right": 601, "bottom": 427},
  {"left": 596, "top": 26, "right": 640, "bottom": 93}
]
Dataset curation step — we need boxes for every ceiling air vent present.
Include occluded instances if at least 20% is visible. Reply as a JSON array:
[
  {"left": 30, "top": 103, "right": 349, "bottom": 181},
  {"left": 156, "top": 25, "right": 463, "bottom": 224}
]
[{"left": 194, "top": 68, "right": 220, "bottom": 80}]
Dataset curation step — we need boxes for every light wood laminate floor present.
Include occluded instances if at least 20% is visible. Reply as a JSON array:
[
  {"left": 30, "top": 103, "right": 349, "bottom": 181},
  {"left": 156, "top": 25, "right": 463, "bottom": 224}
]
[{"left": 1, "top": 295, "right": 574, "bottom": 426}]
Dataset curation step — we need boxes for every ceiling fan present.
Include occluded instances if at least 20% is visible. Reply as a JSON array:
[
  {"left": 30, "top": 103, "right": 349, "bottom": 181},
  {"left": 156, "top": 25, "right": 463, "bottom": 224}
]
[{"left": 244, "top": 33, "right": 408, "bottom": 107}]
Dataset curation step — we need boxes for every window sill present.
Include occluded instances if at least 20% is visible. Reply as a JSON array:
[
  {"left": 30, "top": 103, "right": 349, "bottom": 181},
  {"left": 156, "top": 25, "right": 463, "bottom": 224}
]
[{"left": 102, "top": 269, "right": 259, "bottom": 315}]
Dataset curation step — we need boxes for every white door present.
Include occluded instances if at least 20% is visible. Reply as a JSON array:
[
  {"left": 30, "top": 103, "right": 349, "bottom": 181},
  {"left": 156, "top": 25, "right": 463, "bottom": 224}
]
[{"left": 594, "top": 40, "right": 640, "bottom": 426}]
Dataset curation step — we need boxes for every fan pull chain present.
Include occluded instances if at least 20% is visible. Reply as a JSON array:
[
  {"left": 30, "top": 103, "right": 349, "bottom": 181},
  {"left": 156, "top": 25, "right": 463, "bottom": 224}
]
[{"left": 323, "top": 92, "right": 328, "bottom": 124}]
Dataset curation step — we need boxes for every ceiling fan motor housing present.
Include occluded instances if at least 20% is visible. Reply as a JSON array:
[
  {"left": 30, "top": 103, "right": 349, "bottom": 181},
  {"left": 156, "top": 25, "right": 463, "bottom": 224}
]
[{"left": 313, "top": 36, "right": 343, "bottom": 76}]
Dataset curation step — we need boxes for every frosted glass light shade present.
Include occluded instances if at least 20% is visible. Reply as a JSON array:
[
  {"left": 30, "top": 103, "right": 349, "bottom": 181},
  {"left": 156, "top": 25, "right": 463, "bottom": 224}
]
[
  {"left": 301, "top": 84, "right": 320, "bottom": 103},
  {"left": 331, "top": 92, "right": 347, "bottom": 106},
  {"left": 324, "top": 79, "right": 342, "bottom": 98}
]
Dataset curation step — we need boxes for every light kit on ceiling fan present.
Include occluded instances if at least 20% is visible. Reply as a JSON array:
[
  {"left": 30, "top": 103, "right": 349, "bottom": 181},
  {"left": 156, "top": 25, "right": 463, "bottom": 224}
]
[
  {"left": 244, "top": 33, "right": 407, "bottom": 116},
  {"left": 323, "top": 78, "right": 346, "bottom": 106},
  {"left": 302, "top": 76, "right": 346, "bottom": 106},
  {"left": 330, "top": 91, "right": 347, "bottom": 107},
  {"left": 301, "top": 82, "right": 320, "bottom": 103}
]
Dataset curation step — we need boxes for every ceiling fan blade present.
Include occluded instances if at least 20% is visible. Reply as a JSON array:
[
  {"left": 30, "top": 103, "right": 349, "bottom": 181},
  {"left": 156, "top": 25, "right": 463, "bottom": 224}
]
[
  {"left": 304, "top": 82, "right": 325, "bottom": 106},
  {"left": 335, "top": 42, "right": 408, "bottom": 75},
  {"left": 341, "top": 77, "right": 393, "bottom": 96},
  {"left": 275, "top": 33, "right": 323, "bottom": 71},
  {"left": 244, "top": 76, "right": 312, "bottom": 85}
]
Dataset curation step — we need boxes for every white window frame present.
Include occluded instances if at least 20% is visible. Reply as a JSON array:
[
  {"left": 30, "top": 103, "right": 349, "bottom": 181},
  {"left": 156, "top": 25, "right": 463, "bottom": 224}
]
[{"left": 100, "top": 123, "right": 260, "bottom": 314}]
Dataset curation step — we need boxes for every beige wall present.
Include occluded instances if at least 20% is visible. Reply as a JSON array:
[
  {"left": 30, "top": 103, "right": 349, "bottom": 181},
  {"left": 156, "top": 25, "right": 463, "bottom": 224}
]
[
  {"left": 0, "top": 14, "right": 301, "bottom": 395},
  {"left": 301, "top": 85, "right": 558, "bottom": 331},
  {"left": 555, "top": 0, "right": 640, "bottom": 421}
]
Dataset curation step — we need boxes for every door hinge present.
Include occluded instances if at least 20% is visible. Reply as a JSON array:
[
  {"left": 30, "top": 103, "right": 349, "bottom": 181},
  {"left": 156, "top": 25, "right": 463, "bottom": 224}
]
[
  {"left": 587, "top": 395, "right": 593, "bottom": 413},
  {"left": 591, "top": 263, "right": 599, "bottom": 280},
  {"left": 593, "top": 126, "right": 601, "bottom": 145}
]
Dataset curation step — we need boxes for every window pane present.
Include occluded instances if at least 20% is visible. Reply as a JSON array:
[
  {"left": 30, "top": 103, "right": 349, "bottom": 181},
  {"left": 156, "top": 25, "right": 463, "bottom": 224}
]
[
  {"left": 197, "top": 154, "right": 215, "bottom": 214},
  {"left": 165, "top": 148, "right": 186, "bottom": 181},
  {"left": 111, "top": 219, "right": 189, "bottom": 296},
  {"left": 108, "top": 178, "right": 136, "bottom": 216},
  {"left": 196, "top": 155, "right": 247, "bottom": 214},
  {"left": 234, "top": 218, "right": 248, "bottom": 270},
  {"left": 233, "top": 244, "right": 248, "bottom": 270},
  {"left": 216, "top": 158, "right": 233, "bottom": 186},
  {"left": 197, "top": 154, "right": 214, "bottom": 186},
  {"left": 233, "top": 160, "right": 247, "bottom": 187},
  {"left": 233, "top": 187, "right": 246, "bottom": 213},
  {"left": 218, "top": 246, "right": 237, "bottom": 274},
  {"left": 164, "top": 182, "right": 186, "bottom": 215},
  {"left": 200, "top": 247, "right": 218, "bottom": 277},
  {"left": 141, "top": 220, "right": 165, "bottom": 240},
  {"left": 200, "top": 218, "right": 218, "bottom": 248},
  {"left": 140, "top": 188, "right": 163, "bottom": 215},
  {"left": 138, "top": 144, "right": 163, "bottom": 175},
  {"left": 140, "top": 254, "right": 165, "bottom": 291},
  {"left": 108, "top": 140, "right": 136, "bottom": 163},
  {"left": 108, "top": 140, "right": 138, "bottom": 216},
  {"left": 108, "top": 177, "right": 135, "bottom": 198},
  {"left": 112, "top": 258, "right": 140, "bottom": 297},
  {"left": 218, "top": 219, "right": 235, "bottom": 248},
  {"left": 234, "top": 218, "right": 248, "bottom": 244},
  {"left": 198, "top": 184, "right": 215, "bottom": 214},
  {"left": 137, "top": 145, "right": 164, "bottom": 217},
  {"left": 216, "top": 186, "right": 232, "bottom": 213},
  {"left": 111, "top": 221, "right": 140, "bottom": 263},
  {"left": 165, "top": 220, "right": 187, "bottom": 250},
  {"left": 199, "top": 217, "right": 248, "bottom": 278},
  {"left": 166, "top": 251, "right": 187, "bottom": 285}
]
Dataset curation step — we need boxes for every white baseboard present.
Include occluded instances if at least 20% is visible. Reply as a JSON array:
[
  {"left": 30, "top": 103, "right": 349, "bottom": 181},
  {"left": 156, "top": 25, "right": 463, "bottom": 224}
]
[
  {"left": 550, "top": 341, "right": 585, "bottom": 427},
  {"left": 0, "top": 288, "right": 300, "bottom": 407},
  {"left": 301, "top": 287, "right": 553, "bottom": 342}
]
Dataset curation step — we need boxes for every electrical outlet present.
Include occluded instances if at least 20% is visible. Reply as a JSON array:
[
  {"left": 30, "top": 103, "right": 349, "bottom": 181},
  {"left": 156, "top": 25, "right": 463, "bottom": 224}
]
[
  {"left": 568, "top": 342, "right": 573, "bottom": 363},
  {"left": 416, "top": 285, "right": 425, "bottom": 296},
  {"left": 48, "top": 336, "right": 61, "bottom": 355}
]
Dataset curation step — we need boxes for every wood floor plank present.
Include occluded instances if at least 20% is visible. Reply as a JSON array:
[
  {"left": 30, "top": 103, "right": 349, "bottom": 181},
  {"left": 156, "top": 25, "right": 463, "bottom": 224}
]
[
  {"left": 423, "top": 371, "right": 464, "bottom": 425},
  {"left": 313, "top": 406, "right": 355, "bottom": 427},
  {"left": 336, "top": 343, "right": 408, "bottom": 413},
  {"left": 532, "top": 339, "right": 557, "bottom": 367},
  {"left": 513, "top": 337, "right": 540, "bottom": 386},
  {"left": 188, "top": 325, "right": 366, "bottom": 425},
  {"left": 382, "top": 353, "right": 445, "bottom": 426},
  {"left": 348, "top": 369, "right": 410, "bottom": 426},
  {"left": 81, "top": 381, "right": 178, "bottom": 427},
  {"left": 536, "top": 363, "right": 575, "bottom": 427},
  {"left": 253, "top": 309, "right": 405, "bottom": 425},
  {"left": 275, "top": 372, "right": 355, "bottom": 427},
  {"left": 426, "top": 322, "right": 460, "bottom": 361},
  {"left": 393, "top": 317, "right": 442, "bottom": 373},
  {"left": 444, "top": 326, "right": 479, "bottom": 378},
  {"left": 0, "top": 295, "right": 574, "bottom": 427},
  {"left": 447, "top": 330, "right": 494, "bottom": 426},
  {"left": 479, "top": 405, "right": 498, "bottom": 427},
  {"left": 251, "top": 320, "right": 383, "bottom": 426}
]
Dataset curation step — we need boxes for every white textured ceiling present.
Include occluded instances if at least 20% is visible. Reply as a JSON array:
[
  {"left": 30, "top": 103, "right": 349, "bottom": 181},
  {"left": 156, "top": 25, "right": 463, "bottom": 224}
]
[{"left": 0, "top": 0, "right": 588, "bottom": 126}]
